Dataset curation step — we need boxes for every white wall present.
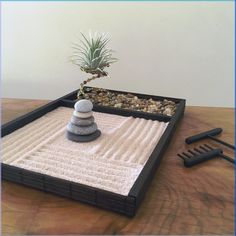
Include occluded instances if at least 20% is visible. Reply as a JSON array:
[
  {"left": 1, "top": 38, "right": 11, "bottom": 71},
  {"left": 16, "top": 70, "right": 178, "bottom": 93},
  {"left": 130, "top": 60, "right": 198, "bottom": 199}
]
[{"left": 1, "top": 1, "right": 234, "bottom": 107}]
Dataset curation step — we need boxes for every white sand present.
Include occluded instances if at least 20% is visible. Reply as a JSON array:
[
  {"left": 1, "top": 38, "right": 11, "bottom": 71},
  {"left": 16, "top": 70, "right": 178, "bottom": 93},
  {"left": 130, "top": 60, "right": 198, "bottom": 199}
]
[{"left": 2, "top": 107, "right": 168, "bottom": 195}]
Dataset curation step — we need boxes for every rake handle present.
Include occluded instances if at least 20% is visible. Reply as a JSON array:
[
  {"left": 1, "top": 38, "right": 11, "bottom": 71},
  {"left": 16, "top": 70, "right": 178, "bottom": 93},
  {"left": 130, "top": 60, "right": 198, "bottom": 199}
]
[
  {"left": 219, "top": 153, "right": 235, "bottom": 164},
  {"left": 208, "top": 135, "right": 235, "bottom": 150}
]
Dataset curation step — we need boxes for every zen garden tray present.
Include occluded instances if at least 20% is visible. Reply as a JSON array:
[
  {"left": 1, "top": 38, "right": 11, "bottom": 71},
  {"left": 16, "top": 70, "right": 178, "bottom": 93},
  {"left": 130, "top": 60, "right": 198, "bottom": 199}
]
[{"left": 1, "top": 87, "right": 185, "bottom": 216}]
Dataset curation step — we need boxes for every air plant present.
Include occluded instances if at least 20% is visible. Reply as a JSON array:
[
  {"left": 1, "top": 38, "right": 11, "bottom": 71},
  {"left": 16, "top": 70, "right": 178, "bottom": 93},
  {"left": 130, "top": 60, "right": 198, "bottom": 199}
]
[{"left": 71, "top": 32, "right": 118, "bottom": 98}]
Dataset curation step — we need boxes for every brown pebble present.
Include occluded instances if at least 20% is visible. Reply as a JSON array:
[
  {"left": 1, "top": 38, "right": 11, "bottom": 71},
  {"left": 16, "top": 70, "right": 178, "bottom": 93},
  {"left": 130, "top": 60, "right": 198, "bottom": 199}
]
[{"left": 78, "top": 88, "right": 177, "bottom": 116}]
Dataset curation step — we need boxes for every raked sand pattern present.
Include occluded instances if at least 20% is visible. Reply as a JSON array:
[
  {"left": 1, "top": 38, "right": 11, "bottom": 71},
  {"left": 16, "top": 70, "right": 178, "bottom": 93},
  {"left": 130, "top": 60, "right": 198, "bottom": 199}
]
[{"left": 1, "top": 107, "right": 169, "bottom": 195}]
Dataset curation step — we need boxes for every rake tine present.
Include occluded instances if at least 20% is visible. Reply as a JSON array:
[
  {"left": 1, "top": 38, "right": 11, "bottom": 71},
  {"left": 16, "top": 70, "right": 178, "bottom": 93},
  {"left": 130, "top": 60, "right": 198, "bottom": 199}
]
[
  {"left": 204, "top": 144, "right": 213, "bottom": 150},
  {"left": 194, "top": 147, "right": 203, "bottom": 154},
  {"left": 188, "top": 149, "right": 197, "bottom": 156},
  {"left": 182, "top": 152, "right": 192, "bottom": 159},
  {"left": 177, "top": 153, "right": 186, "bottom": 160},
  {"left": 199, "top": 145, "right": 209, "bottom": 152}
]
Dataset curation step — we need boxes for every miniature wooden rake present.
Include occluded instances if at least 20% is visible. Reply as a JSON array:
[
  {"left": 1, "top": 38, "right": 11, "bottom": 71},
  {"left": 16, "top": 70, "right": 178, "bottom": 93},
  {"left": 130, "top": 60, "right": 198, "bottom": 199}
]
[{"left": 178, "top": 144, "right": 235, "bottom": 167}]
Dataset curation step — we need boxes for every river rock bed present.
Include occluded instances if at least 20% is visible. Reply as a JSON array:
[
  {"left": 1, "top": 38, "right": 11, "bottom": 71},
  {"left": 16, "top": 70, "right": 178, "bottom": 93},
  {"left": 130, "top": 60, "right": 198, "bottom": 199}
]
[{"left": 81, "top": 88, "right": 177, "bottom": 116}]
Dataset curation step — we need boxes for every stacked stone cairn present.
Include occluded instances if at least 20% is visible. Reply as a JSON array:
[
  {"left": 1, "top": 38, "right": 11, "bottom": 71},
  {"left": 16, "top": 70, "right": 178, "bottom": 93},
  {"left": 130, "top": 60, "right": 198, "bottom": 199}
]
[{"left": 66, "top": 99, "right": 101, "bottom": 142}]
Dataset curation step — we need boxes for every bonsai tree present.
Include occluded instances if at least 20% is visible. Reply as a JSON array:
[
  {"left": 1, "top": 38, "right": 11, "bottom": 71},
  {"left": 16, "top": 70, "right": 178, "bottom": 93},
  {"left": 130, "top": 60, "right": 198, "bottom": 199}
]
[{"left": 71, "top": 32, "right": 118, "bottom": 98}]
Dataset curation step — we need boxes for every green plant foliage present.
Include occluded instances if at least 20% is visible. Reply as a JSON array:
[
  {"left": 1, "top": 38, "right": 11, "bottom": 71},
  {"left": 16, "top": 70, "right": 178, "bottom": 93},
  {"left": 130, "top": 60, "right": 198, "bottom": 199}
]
[{"left": 71, "top": 32, "right": 118, "bottom": 76}]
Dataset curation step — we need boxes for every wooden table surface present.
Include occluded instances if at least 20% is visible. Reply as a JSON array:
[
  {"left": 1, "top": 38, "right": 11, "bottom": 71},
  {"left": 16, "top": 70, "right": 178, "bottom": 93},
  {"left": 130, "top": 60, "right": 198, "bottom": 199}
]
[{"left": 1, "top": 98, "right": 234, "bottom": 235}]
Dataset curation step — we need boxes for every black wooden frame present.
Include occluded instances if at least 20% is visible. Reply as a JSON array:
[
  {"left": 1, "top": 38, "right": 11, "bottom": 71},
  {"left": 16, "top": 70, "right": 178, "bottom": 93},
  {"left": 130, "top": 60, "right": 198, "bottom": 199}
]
[{"left": 1, "top": 87, "right": 185, "bottom": 216}]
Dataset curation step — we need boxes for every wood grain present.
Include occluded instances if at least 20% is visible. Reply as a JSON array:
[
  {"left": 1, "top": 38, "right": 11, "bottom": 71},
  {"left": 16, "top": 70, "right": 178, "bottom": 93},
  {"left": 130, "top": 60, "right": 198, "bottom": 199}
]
[{"left": 1, "top": 99, "right": 234, "bottom": 235}]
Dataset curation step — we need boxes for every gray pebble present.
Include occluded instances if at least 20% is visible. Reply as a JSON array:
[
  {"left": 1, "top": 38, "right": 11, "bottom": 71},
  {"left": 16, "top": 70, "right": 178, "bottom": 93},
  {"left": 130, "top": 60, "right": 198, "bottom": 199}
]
[
  {"left": 66, "top": 129, "right": 101, "bottom": 142},
  {"left": 73, "top": 111, "right": 93, "bottom": 118},
  {"left": 67, "top": 122, "right": 97, "bottom": 135},
  {"left": 71, "top": 115, "right": 95, "bottom": 126},
  {"left": 74, "top": 99, "right": 93, "bottom": 113}
]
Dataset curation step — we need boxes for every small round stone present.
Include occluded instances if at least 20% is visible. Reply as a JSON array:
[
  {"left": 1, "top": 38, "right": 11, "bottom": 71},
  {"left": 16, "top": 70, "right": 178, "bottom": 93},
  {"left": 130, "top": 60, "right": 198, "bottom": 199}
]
[
  {"left": 74, "top": 99, "right": 93, "bottom": 113},
  {"left": 73, "top": 111, "right": 92, "bottom": 119},
  {"left": 67, "top": 122, "right": 97, "bottom": 135},
  {"left": 66, "top": 129, "right": 101, "bottom": 142},
  {"left": 71, "top": 115, "right": 95, "bottom": 126},
  {"left": 163, "top": 107, "right": 172, "bottom": 116}
]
